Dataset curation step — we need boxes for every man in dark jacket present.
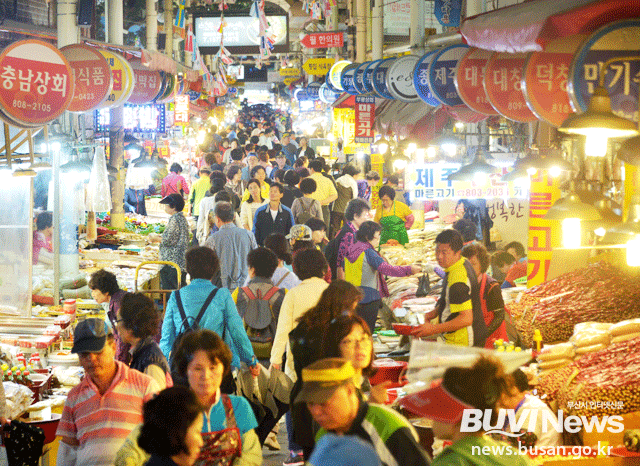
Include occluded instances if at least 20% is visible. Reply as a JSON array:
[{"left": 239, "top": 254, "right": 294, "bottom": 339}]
[{"left": 252, "top": 183, "right": 295, "bottom": 246}]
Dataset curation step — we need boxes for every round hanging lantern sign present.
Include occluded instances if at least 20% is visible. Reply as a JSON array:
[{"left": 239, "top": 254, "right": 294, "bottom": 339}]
[
  {"left": 319, "top": 83, "right": 340, "bottom": 103},
  {"left": 0, "top": 39, "right": 74, "bottom": 126},
  {"left": 340, "top": 63, "right": 360, "bottom": 96},
  {"left": 413, "top": 51, "right": 440, "bottom": 107},
  {"left": 60, "top": 43, "right": 112, "bottom": 113},
  {"left": 454, "top": 48, "right": 499, "bottom": 116},
  {"left": 372, "top": 58, "right": 395, "bottom": 100},
  {"left": 428, "top": 44, "right": 469, "bottom": 106},
  {"left": 386, "top": 55, "right": 420, "bottom": 103},
  {"left": 325, "top": 70, "right": 342, "bottom": 93},
  {"left": 568, "top": 19, "right": 640, "bottom": 123},
  {"left": 363, "top": 59, "right": 382, "bottom": 94},
  {"left": 329, "top": 60, "right": 351, "bottom": 91},
  {"left": 98, "top": 49, "right": 135, "bottom": 107},
  {"left": 306, "top": 81, "right": 322, "bottom": 100},
  {"left": 353, "top": 62, "right": 370, "bottom": 94},
  {"left": 156, "top": 73, "right": 176, "bottom": 103},
  {"left": 294, "top": 87, "right": 309, "bottom": 101},
  {"left": 522, "top": 35, "right": 584, "bottom": 127},
  {"left": 484, "top": 52, "right": 538, "bottom": 122},
  {"left": 128, "top": 60, "right": 163, "bottom": 105}
]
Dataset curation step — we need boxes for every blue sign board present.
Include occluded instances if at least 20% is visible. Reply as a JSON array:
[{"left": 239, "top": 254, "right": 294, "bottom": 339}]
[
  {"left": 325, "top": 71, "right": 342, "bottom": 93},
  {"left": 353, "top": 62, "right": 369, "bottom": 94},
  {"left": 428, "top": 44, "right": 468, "bottom": 106},
  {"left": 434, "top": 0, "right": 462, "bottom": 28},
  {"left": 363, "top": 60, "right": 382, "bottom": 94},
  {"left": 341, "top": 64, "right": 360, "bottom": 96},
  {"left": 306, "top": 82, "right": 322, "bottom": 100},
  {"left": 319, "top": 83, "right": 340, "bottom": 103},
  {"left": 372, "top": 58, "right": 395, "bottom": 100},
  {"left": 414, "top": 51, "right": 441, "bottom": 106}
]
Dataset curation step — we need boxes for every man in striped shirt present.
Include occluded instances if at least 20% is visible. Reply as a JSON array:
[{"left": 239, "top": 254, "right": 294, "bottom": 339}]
[{"left": 56, "top": 319, "right": 160, "bottom": 466}]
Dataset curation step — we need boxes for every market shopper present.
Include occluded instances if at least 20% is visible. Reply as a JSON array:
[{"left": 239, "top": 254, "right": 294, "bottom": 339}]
[
  {"left": 241, "top": 152, "right": 260, "bottom": 183},
  {"left": 357, "top": 171, "right": 380, "bottom": 202},
  {"left": 159, "top": 246, "right": 259, "bottom": 387},
  {"left": 137, "top": 386, "right": 204, "bottom": 466},
  {"left": 297, "top": 358, "right": 430, "bottom": 466},
  {"left": 224, "top": 164, "right": 244, "bottom": 211},
  {"left": 491, "top": 251, "right": 516, "bottom": 284},
  {"left": 155, "top": 194, "right": 189, "bottom": 290},
  {"left": 453, "top": 218, "right": 478, "bottom": 245},
  {"left": 252, "top": 183, "right": 295, "bottom": 246},
  {"left": 282, "top": 169, "right": 303, "bottom": 208},
  {"left": 188, "top": 167, "right": 212, "bottom": 220},
  {"left": 271, "top": 152, "right": 293, "bottom": 179},
  {"left": 242, "top": 165, "right": 271, "bottom": 202},
  {"left": 306, "top": 218, "right": 328, "bottom": 250},
  {"left": 345, "top": 221, "right": 420, "bottom": 332},
  {"left": 240, "top": 178, "right": 268, "bottom": 231},
  {"left": 410, "top": 229, "right": 488, "bottom": 347},
  {"left": 263, "top": 233, "right": 301, "bottom": 290},
  {"left": 308, "top": 159, "right": 338, "bottom": 230},
  {"left": 461, "top": 243, "right": 508, "bottom": 348},
  {"left": 162, "top": 163, "right": 190, "bottom": 198},
  {"left": 331, "top": 199, "right": 371, "bottom": 280},
  {"left": 205, "top": 202, "right": 257, "bottom": 291},
  {"left": 117, "top": 292, "right": 172, "bottom": 389},
  {"left": 89, "top": 269, "right": 129, "bottom": 363},
  {"left": 374, "top": 185, "right": 414, "bottom": 246},
  {"left": 291, "top": 177, "right": 323, "bottom": 224},
  {"left": 56, "top": 319, "right": 160, "bottom": 466},
  {"left": 296, "top": 137, "right": 315, "bottom": 159},
  {"left": 502, "top": 241, "right": 528, "bottom": 288},
  {"left": 401, "top": 356, "right": 532, "bottom": 466},
  {"left": 124, "top": 187, "right": 149, "bottom": 216},
  {"left": 33, "top": 211, "right": 53, "bottom": 266},
  {"left": 332, "top": 166, "right": 361, "bottom": 238}
]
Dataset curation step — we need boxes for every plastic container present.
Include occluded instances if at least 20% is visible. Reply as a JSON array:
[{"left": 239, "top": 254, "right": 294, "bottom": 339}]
[
  {"left": 63, "top": 299, "right": 77, "bottom": 314},
  {"left": 369, "top": 359, "right": 408, "bottom": 386},
  {"left": 24, "top": 413, "right": 61, "bottom": 444}
]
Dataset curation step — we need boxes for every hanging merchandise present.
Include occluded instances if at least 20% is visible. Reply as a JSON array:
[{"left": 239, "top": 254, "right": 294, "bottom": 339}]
[
  {"left": 250, "top": 0, "right": 276, "bottom": 62},
  {"left": 86, "top": 146, "right": 112, "bottom": 213},
  {"left": 302, "top": 0, "right": 336, "bottom": 21}
]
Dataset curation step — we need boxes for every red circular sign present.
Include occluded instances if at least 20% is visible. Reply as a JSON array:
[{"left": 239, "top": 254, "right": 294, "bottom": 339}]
[
  {"left": 484, "top": 52, "right": 537, "bottom": 123},
  {"left": 128, "top": 60, "right": 163, "bottom": 105},
  {"left": 455, "top": 48, "right": 499, "bottom": 116},
  {"left": 60, "top": 44, "right": 112, "bottom": 113},
  {"left": 522, "top": 36, "right": 584, "bottom": 127},
  {"left": 0, "top": 39, "right": 74, "bottom": 126}
]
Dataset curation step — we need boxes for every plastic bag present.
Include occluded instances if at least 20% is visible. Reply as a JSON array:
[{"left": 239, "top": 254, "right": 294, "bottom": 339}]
[{"left": 415, "top": 272, "right": 431, "bottom": 298}]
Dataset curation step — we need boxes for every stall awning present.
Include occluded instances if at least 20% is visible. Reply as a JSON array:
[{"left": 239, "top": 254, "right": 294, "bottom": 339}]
[{"left": 461, "top": 0, "right": 640, "bottom": 53}]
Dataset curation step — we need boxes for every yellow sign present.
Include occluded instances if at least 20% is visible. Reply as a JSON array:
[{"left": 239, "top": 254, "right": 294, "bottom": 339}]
[
  {"left": 279, "top": 67, "right": 301, "bottom": 77},
  {"left": 527, "top": 170, "right": 561, "bottom": 287},
  {"left": 284, "top": 77, "right": 299, "bottom": 85},
  {"left": 303, "top": 58, "right": 336, "bottom": 76}
]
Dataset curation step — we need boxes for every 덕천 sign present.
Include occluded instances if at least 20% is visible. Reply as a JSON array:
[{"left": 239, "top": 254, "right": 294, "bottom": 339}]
[
  {"left": 568, "top": 19, "right": 640, "bottom": 123},
  {"left": 354, "top": 95, "right": 375, "bottom": 143},
  {"left": 98, "top": 49, "right": 135, "bottom": 108},
  {"left": 428, "top": 44, "right": 468, "bottom": 106},
  {"left": 60, "top": 44, "right": 112, "bottom": 113},
  {"left": 305, "top": 82, "right": 322, "bottom": 100},
  {"left": 484, "top": 52, "right": 537, "bottom": 123},
  {"left": 454, "top": 48, "right": 498, "bottom": 116},
  {"left": 386, "top": 55, "right": 420, "bottom": 103},
  {"left": 0, "top": 39, "right": 74, "bottom": 127},
  {"left": 303, "top": 58, "right": 335, "bottom": 76}
]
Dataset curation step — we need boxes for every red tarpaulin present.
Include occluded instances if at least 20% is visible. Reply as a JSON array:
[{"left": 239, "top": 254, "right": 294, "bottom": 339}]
[{"left": 461, "top": 0, "right": 640, "bottom": 53}]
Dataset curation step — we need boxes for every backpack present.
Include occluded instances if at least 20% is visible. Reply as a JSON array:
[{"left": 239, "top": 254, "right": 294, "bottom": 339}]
[
  {"left": 296, "top": 198, "right": 314, "bottom": 225},
  {"left": 171, "top": 288, "right": 219, "bottom": 365},
  {"left": 324, "top": 225, "right": 349, "bottom": 278}
]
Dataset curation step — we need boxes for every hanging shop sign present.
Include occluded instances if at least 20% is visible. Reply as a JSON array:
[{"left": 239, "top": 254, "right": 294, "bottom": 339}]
[
  {"left": 156, "top": 73, "right": 177, "bottom": 103},
  {"left": 386, "top": 55, "right": 420, "bottom": 103},
  {"left": 383, "top": 0, "right": 410, "bottom": 38},
  {"left": 319, "top": 83, "right": 340, "bottom": 103},
  {"left": 522, "top": 36, "right": 584, "bottom": 127},
  {"left": 454, "top": 48, "right": 498, "bottom": 116},
  {"left": 128, "top": 66, "right": 163, "bottom": 105},
  {"left": 568, "top": 19, "right": 640, "bottom": 123},
  {"left": 484, "top": 52, "right": 538, "bottom": 123},
  {"left": 413, "top": 51, "right": 440, "bottom": 107},
  {"left": 527, "top": 170, "right": 561, "bottom": 288},
  {"left": 279, "top": 67, "right": 301, "bottom": 77},
  {"left": 174, "top": 94, "right": 189, "bottom": 125},
  {"left": 340, "top": 63, "right": 360, "bottom": 96},
  {"left": 0, "top": 39, "right": 74, "bottom": 127},
  {"left": 353, "top": 62, "right": 369, "bottom": 94},
  {"left": 372, "top": 58, "right": 395, "bottom": 100},
  {"left": 95, "top": 103, "right": 166, "bottom": 132},
  {"left": 428, "top": 44, "right": 469, "bottom": 106},
  {"left": 303, "top": 58, "right": 335, "bottom": 76},
  {"left": 363, "top": 60, "right": 382, "bottom": 94},
  {"left": 354, "top": 95, "right": 375, "bottom": 143},
  {"left": 329, "top": 60, "right": 351, "bottom": 91},
  {"left": 305, "top": 82, "right": 322, "bottom": 100},
  {"left": 60, "top": 44, "right": 112, "bottom": 113},
  {"left": 284, "top": 77, "right": 299, "bottom": 85},
  {"left": 301, "top": 32, "right": 344, "bottom": 49},
  {"left": 405, "top": 163, "right": 528, "bottom": 201},
  {"left": 98, "top": 49, "right": 135, "bottom": 108},
  {"left": 434, "top": 0, "right": 462, "bottom": 28}
]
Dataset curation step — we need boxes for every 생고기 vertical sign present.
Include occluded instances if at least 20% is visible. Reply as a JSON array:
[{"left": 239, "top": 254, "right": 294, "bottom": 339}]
[
  {"left": 527, "top": 170, "right": 561, "bottom": 288},
  {"left": 174, "top": 94, "right": 189, "bottom": 125},
  {"left": 354, "top": 95, "right": 375, "bottom": 143}
]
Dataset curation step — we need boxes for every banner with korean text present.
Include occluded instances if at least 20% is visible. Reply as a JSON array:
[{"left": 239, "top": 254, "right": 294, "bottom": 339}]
[{"left": 354, "top": 95, "right": 375, "bottom": 143}]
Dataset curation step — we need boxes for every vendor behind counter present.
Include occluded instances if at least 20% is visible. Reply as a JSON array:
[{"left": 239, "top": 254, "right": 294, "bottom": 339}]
[
  {"left": 374, "top": 186, "right": 414, "bottom": 246},
  {"left": 33, "top": 212, "right": 53, "bottom": 266}
]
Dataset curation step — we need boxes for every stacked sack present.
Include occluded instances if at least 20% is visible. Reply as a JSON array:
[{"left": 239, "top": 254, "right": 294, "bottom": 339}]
[
  {"left": 609, "top": 318, "right": 640, "bottom": 344},
  {"left": 569, "top": 322, "right": 612, "bottom": 356}
]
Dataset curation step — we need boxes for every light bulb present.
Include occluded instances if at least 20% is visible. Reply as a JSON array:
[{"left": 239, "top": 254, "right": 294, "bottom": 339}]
[
  {"left": 441, "top": 143, "right": 457, "bottom": 157},
  {"left": 415, "top": 149, "right": 425, "bottom": 165},
  {"left": 197, "top": 129, "right": 206, "bottom": 145},
  {"left": 426, "top": 147, "right": 437, "bottom": 159},
  {"left": 188, "top": 137, "right": 196, "bottom": 146},
  {"left": 356, "top": 151, "right": 365, "bottom": 160},
  {"left": 455, "top": 121, "right": 465, "bottom": 130},
  {"left": 549, "top": 165, "right": 562, "bottom": 178},
  {"left": 594, "top": 227, "right": 606, "bottom": 237},
  {"left": 473, "top": 172, "right": 487, "bottom": 185},
  {"left": 327, "top": 133, "right": 335, "bottom": 142},
  {"left": 407, "top": 143, "right": 417, "bottom": 154},
  {"left": 393, "top": 159, "right": 408, "bottom": 171},
  {"left": 585, "top": 133, "right": 608, "bottom": 157},
  {"left": 562, "top": 218, "right": 581, "bottom": 248},
  {"left": 627, "top": 236, "right": 640, "bottom": 267},
  {"left": 378, "top": 143, "right": 388, "bottom": 154},
  {"left": 526, "top": 167, "right": 537, "bottom": 176},
  {"left": 51, "top": 142, "right": 61, "bottom": 152}
]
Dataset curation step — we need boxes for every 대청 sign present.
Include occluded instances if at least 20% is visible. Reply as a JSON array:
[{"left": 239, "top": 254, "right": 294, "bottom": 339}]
[
  {"left": 428, "top": 44, "right": 468, "bottom": 106},
  {"left": 568, "top": 19, "right": 640, "bottom": 123},
  {"left": 0, "top": 39, "right": 74, "bottom": 127},
  {"left": 414, "top": 51, "right": 440, "bottom": 107},
  {"left": 454, "top": 48, "right": 498, "bottom": 116},
  {"left": 354, "top": 95, "right": 375, "bottom": 143},
  {"left": 386, "top": 55, "right": 420, "bottom": 103},
  {"left": 60, "top": 44, "right": 112, "bottom": 113},
  {"left": 484, "top": 52, "right": 537, "bottom": 123},
  {"left": 98, "top": 50, "right": 135, "bottom": 108},
  {"left": 372, "top": 58, "right": 395, "bottom": 100},
  {"left": 522, "top": 36, "right": 584, "bottom": 127}
]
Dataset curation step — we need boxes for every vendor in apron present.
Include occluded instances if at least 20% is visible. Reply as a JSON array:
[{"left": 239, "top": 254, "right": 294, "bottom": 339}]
[{"left": 374, "top": 185, "right": 414, "bottom": 246}]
